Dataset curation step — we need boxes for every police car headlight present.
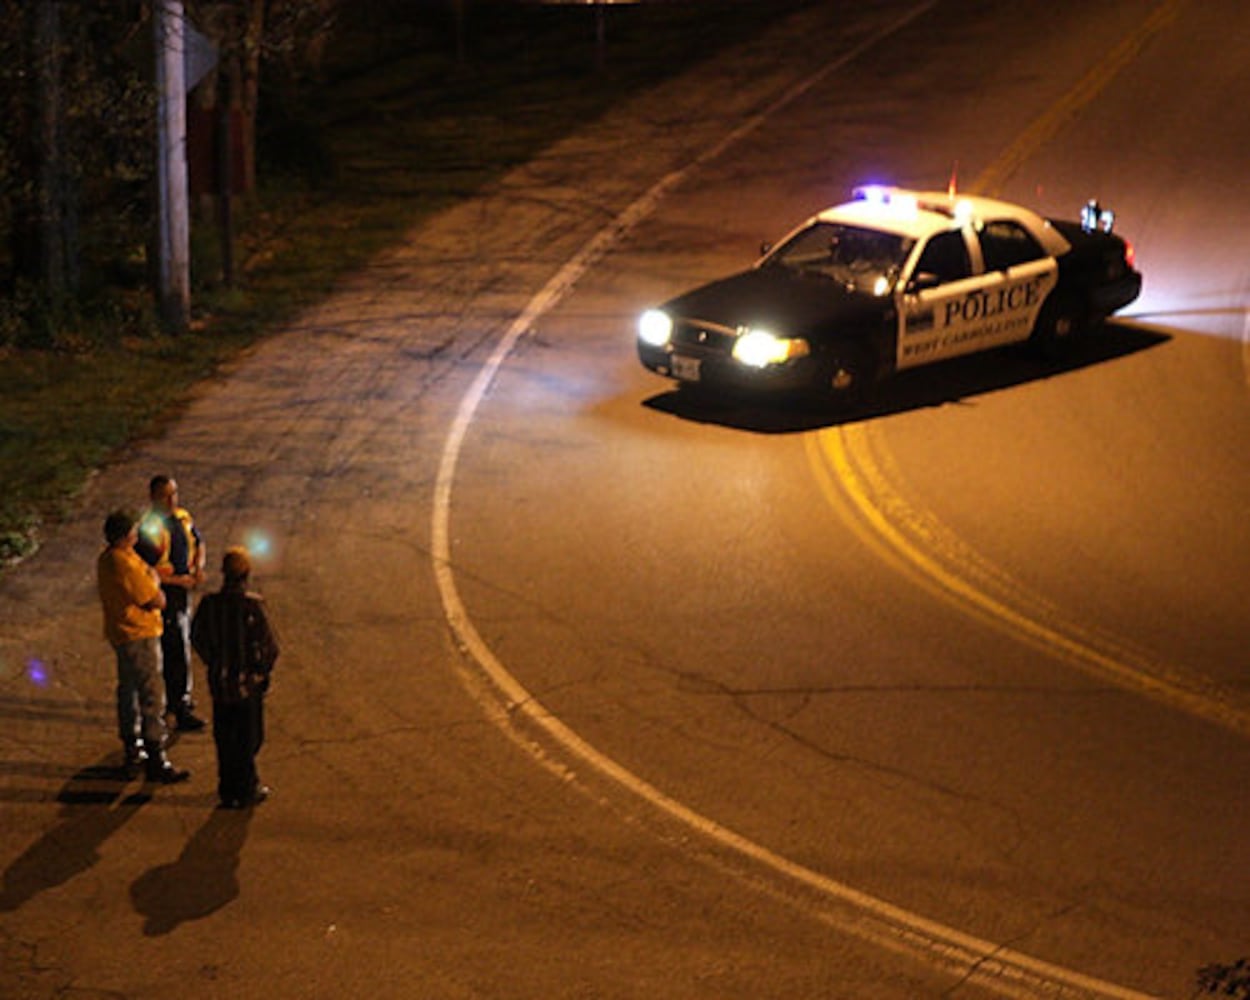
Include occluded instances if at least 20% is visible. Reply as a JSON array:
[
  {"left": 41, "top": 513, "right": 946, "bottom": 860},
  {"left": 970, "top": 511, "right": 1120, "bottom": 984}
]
[
  {"left": 638, "top": 309, "right": 673, "bottom": 347},
  {"left": 733, "top": 329, "right": 810, "bottom": 368}
]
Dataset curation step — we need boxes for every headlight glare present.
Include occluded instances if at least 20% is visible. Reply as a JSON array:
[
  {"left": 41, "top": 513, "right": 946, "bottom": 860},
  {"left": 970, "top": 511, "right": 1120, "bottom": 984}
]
[
  {"left": 732, "top": 328, "right": 809, "bottom": 368},
  {"left": 638, "top": 309, "right": 673, "bottom": 347}
]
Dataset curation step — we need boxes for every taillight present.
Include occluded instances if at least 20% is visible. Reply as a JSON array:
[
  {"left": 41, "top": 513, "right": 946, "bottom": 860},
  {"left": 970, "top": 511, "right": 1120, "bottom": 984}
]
[{"left": 1123, "top": 238, "right": 1136, "bottom": 269}]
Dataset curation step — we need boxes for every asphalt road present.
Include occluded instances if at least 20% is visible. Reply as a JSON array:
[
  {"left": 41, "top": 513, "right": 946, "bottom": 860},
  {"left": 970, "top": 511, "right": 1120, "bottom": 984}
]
[{"left": 1, "top": 2, "right": 1246, "bottom": 998}]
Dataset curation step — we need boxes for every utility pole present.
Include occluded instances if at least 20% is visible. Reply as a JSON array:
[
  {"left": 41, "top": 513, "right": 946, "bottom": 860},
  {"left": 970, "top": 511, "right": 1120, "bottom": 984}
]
[{"left": 154, "top": 0, "right": 190, "bottom": 333}]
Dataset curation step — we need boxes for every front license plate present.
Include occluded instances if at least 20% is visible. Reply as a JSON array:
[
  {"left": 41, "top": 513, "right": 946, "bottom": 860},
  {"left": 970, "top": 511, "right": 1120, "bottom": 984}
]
[{"left": 671, "top": 354, "right": 701, "bottom": 381}]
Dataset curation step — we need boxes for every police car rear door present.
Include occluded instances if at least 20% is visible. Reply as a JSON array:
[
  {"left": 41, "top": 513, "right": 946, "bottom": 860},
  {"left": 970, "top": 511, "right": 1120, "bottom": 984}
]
[{"left": 969, "top": 219, "right": 1057, "bottom": 351}]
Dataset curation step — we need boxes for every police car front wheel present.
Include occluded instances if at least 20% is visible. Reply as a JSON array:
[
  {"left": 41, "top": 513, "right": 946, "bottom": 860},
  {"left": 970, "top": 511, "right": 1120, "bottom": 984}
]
[{"left": 820, "top": 345, "right": 870, "bottom": 407}]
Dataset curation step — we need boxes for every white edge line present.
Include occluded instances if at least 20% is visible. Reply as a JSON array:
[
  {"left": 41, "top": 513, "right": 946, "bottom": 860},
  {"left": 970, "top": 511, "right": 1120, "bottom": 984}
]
[
  {"left": 1242, "top": 307, "right": 1250, "bottom": 388},
  {"left": 429, "top": 4, "right": 1159, "bottom": 997}
]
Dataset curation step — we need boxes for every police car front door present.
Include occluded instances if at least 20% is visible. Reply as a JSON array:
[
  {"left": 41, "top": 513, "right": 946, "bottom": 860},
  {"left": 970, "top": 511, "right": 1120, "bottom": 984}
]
[
  {"left": 898, "top": 272, "right": 984, "bottom": 370},
  {"left": 897, "top": 227, "right": 983, "bottom": 370}
]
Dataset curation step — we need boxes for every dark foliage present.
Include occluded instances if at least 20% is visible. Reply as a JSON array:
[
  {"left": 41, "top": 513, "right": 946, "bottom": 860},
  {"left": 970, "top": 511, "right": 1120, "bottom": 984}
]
[
  {"left": 1198, "top": 958, "right": 1250, "bottom": 998},
  {"left": 0, "top": 1, "right": 153, "bottom": 348}
]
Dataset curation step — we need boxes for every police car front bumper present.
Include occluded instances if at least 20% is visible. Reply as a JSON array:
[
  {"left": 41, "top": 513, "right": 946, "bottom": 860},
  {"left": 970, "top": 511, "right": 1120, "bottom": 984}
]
[{"left": 638, "top": 342, "right": 819, "bottom": 394}]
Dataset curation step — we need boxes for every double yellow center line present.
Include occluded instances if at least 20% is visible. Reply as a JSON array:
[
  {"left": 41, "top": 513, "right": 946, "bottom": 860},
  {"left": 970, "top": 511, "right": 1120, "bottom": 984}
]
[
  {"left": 810, "top": 0, "right": 1247, "bottom": 738},
  {"left": 809, "top": 424, "right": 1249, "bottom": 737}
]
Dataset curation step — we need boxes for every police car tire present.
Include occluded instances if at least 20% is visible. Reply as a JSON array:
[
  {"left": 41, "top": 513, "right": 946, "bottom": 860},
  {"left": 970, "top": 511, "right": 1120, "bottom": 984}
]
[{"left": 820, "top": 344, "right": 870, "bottom": 408}]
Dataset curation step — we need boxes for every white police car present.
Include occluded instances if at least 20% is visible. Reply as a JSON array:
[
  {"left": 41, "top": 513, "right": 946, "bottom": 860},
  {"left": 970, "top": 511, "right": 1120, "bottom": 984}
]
[{"left": 636, "top": 186, "right": 1141, "bottom": 406}]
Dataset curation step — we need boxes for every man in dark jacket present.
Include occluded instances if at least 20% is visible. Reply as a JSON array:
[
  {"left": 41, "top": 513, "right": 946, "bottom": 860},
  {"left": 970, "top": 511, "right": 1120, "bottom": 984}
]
[
  {"left": 191, "top": 547, "right": 279, "bottom": 809},
  {"left": 136, "top": 475, "right": 207, "bottom": 732}
]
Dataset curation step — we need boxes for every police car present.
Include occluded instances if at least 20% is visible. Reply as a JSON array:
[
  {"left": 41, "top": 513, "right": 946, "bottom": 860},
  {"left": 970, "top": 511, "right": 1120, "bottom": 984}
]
[{"left": 636, "top": 186, "right": 1142, "bottom": 406}]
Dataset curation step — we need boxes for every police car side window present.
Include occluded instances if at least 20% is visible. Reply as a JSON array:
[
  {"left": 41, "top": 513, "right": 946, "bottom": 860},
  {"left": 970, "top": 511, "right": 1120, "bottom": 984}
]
[
  {"left": 979, "top": 221, "right": 1044, "bottom": 271},
  {"left": 914, "top": 231, "right": 971, "bottom": 285}
]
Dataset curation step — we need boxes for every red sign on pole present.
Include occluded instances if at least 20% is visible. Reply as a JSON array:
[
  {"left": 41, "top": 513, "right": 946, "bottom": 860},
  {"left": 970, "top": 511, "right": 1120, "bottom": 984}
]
[{"left": 187, "top": 104, "right": 247, "bottom": 197}]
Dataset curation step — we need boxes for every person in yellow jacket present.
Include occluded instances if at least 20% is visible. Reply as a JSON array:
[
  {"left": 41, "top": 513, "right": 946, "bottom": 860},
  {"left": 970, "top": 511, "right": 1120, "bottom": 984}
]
[
  {"left": 137, "top": 475, "right": 207, "bottom": 732},
  {"left": 96, "top": 509, "right": 189, "bottom": 783}
]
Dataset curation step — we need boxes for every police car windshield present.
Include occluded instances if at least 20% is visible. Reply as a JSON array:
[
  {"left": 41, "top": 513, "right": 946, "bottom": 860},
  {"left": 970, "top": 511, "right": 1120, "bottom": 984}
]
[{"left": 767, "top": 222, "right": 913, "bottom": 294}]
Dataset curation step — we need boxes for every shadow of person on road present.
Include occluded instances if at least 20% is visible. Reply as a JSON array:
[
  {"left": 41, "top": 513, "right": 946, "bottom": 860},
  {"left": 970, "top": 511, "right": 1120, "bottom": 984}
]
[
  {"left": 0, "top": 752, "right": 152, "bottom": 913},
  {"left": 130, "top": 806, "right": 253, "bottom": 936}
]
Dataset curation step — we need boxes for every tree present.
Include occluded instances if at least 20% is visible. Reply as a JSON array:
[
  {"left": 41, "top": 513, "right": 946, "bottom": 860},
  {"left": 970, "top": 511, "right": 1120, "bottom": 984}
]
[
  {"left": 189, "top": 0, "right": 341, "bottom": 197},
  {"left": 1198, "top": 958, "right": 1250, "bottom": 999},
  {"left": 0, "top": 0, "right": 346, "bottom": 344},
  {"left": 2, "top": 1, "right": 152, "bottom": 346},
  {"left": 8, "top": 0, "right": 75, "bottom": 311}
]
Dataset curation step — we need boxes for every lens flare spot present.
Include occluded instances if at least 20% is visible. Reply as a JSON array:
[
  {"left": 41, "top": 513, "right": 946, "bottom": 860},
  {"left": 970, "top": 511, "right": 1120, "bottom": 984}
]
[
  {"left": 27, "top": 657, "right": 49, "bottom": 687},
  {"left": 243, "top": 529, "right": 273, "bottom": 561}
]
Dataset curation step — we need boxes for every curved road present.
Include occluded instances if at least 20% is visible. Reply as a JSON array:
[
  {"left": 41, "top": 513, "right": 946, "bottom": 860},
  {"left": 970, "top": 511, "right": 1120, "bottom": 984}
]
[
  {"left": 1, "top": 2, "right": 1246, "bottom": 998},
  {"left": 445, "top": 0, "right": 1249, "bottom": 996}
]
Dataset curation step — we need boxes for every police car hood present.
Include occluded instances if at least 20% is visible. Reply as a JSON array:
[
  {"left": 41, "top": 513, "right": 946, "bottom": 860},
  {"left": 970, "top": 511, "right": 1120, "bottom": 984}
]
[{"left": 663, "top": 265, "right": 884, "bottom": 337}]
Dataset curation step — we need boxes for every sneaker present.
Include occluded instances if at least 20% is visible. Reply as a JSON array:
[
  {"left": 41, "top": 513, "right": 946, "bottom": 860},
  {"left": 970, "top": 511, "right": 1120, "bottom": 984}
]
[
  {"left": 218, "top": 785, "right": 267, "bottom": 808},
  {"left": 146, "top": 761, "right": 191, "bottom": 784},
  {"left": 175, "top": 712, "right": 206, "bottom": 732},
  {"left": 123, "top": 743, "right": 149, "bottom": 776}
]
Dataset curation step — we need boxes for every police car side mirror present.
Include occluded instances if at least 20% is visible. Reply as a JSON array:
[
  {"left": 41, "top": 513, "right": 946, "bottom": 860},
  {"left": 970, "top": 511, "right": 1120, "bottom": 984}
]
[{"left": 907, "top": 272, "right": 941, "bottom": 293}]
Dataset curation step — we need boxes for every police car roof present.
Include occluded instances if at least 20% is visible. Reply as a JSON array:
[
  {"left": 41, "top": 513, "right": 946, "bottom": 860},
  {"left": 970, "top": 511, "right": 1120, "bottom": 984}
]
[{"left": 816, "top": 186, "right": 1068, "bottom": 253}]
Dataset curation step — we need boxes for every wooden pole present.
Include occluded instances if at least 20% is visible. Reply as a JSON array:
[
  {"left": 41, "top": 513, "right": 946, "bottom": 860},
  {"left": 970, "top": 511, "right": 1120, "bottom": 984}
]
[{"left": 155, "top": 0, "right": 190, "bottom": 332}]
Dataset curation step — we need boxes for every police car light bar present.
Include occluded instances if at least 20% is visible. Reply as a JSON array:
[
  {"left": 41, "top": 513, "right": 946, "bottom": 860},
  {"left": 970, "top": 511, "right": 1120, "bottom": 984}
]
[
  {"left": 854, "top": 185, "right": 894, "bottom": 205},
  {"left": 853, "top": 185, "right": 919, "bottom": 214},
  {"left": 853, "top": 185, "right": 978, "bottom": 227}
]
